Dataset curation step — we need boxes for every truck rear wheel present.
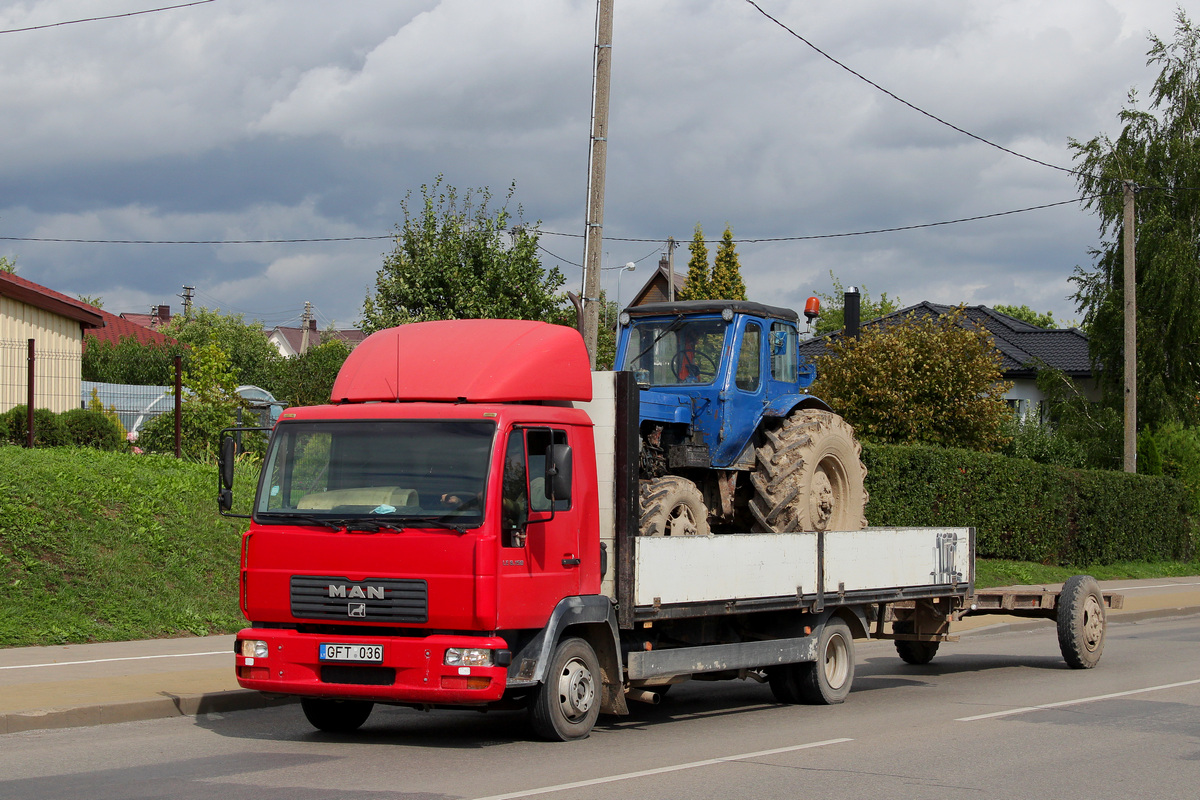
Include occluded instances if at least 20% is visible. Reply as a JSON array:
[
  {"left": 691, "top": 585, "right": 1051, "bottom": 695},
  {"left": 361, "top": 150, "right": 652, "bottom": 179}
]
[
  {"left": 1057, "top": 575, "right": 1106, "bottom": 669},
  {"left": 796, "top": 618, "right": 854, "bottom": 704},
  {"left": 300, "top": 698, "right": 374, "bottom": 733},
  {"left": 640, "top": 476, "right": 710, "bottom": 536},
  {"left": 530, "top": 637, "right": 601, "bottom": 741},
  {"left": 749, "top": 410, "right": 867, "bottom": 532},
  {"left": 893, "top": 619, "right": 940, "bottom": 665}
]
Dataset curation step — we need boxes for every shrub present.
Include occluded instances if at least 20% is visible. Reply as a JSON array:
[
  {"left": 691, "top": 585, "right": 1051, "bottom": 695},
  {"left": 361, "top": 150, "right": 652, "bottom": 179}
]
[
  {"left": 1001, "top": 417, "right": 1086, "bottom": 468},
  {"left": 58, "top": 408, "right": 124, "bottom": 450},
  {"left": 137, "top": 403, "right": 237, "bottom": 461},
  {"left": 3, "top": 405, "right": 69, "bottom": 447},
  {"left": 864, "top": 442, "right": 1196, "bottom": 565}
]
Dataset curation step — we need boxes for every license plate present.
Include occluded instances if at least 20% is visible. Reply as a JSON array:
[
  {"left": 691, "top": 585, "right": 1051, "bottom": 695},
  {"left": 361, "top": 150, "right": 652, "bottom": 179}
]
[{"left": 319, "top": 643, "right": 384, "bottom": 663}]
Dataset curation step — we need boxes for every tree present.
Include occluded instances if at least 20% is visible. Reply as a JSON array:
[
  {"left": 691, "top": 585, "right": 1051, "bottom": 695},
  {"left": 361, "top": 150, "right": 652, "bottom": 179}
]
[
  {"left": 361, "top": 177, "right": 565, "bottom": 332},
  {"left": 272, "top": 336, "right": 351, "bottom": 407},
  {"left": 77, "top": 294, "right": 104, "bottom": 309},
  {"left": 0, "top": 256, "right": 16, "bottom": 273},
  {"left": 83, "top": 336, "right": 187, "bottom": 385},
  {"left": 707, "top": 226, "right": 746, "bottom": 300},
  {"left": 679, "top": 224, "right": 710, "bottom": 301},
  {"left": 812, "top": 271, "right": 901, "bottom": 335},
  {"left": 993, "top": 304, "right": 1057, "bottom": 329},
  {"left": 810, "top": 308, "right": 1013, "bottom": 451},
  {"left": 162, "top": 307, "right": 281, "bottom": 391},
  {"left": 1070, "top": 11, "right": 1200, "bottom": 427}
]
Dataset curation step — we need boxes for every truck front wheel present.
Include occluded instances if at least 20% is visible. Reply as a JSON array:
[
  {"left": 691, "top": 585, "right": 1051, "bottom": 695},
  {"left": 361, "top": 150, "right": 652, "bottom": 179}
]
[
  {"left": 749, "top": 410, "right": 867, "bottom": 532},
  {"left": 530, "top": 637, "right": 601, "bottom": 741},
  {"left": 300, "top": 698, "right": 374, "bottom": 733}
]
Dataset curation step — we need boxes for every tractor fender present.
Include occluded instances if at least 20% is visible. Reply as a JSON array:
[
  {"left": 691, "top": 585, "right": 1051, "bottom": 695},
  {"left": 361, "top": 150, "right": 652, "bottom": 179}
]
[{"left": 761, "top": 393, "right": 832, "bottom": 421}]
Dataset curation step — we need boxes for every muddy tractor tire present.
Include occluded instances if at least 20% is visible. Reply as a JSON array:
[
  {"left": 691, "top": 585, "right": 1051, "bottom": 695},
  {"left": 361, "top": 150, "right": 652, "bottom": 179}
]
[
  {"left": 748, "top": 410, "right": 868, "bottom": 532},
  {"left": 640, "top": 476, "right": 711, "bottom": 537}
]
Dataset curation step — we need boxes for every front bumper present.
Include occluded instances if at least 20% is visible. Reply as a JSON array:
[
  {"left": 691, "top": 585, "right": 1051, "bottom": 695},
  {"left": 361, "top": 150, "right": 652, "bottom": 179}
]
[{"left": 235, "top": 628, "right": 511, "bottom": 705}]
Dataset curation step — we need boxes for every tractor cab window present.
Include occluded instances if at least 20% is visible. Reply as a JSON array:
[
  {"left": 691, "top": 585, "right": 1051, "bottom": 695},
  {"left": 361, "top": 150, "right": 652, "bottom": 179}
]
[
  {"left": 622, "top": 318, "right": 726, "bottom": 386},
  {"left": 770, "top": 322, "right": 798, "bottom": 383},
  {"left": 735, "top": 322, "right": 761, "bottom": 391}
]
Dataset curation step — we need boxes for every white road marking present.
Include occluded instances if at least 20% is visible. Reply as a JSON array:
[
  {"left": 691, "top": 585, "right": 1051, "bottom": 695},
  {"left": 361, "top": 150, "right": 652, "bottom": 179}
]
[
  {"left": 1106, "top": 581, "right": 1200, "bottom": 590},
  {"left": 0, "top": 651, "right": 228, "bottom": 671},
  {"left": 956, "top": 678, "right": 1200, "bottom": 721},
  {"left": 469, "top": 738, "right": 854, "bottom": 800}
]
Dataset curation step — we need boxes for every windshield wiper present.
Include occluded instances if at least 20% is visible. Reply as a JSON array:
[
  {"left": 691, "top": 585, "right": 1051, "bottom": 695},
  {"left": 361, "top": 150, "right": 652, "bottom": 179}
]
[
  {"left": 257, "top": 513, "right": 346, "bottom": 531},
  {"left": 630, "top": 314, "right": 685, "bottom": 366},
  {"left": 399, "top": 515, "right": 472, "bottom": 534}
]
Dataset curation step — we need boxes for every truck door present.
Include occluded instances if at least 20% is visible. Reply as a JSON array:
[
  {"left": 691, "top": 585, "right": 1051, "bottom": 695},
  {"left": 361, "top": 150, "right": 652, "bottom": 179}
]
[{"left": 497, "top": 426, "right": 582, "bottom": 629}]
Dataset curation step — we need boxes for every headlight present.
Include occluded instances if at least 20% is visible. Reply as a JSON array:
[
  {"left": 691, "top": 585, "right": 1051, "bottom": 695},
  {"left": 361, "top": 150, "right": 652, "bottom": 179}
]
[
  {"left": 239, "top": 639, "right": 269, "bottom": 658},
  {"left": 444, "top": 648, "right": 494, "bottom": 667}
]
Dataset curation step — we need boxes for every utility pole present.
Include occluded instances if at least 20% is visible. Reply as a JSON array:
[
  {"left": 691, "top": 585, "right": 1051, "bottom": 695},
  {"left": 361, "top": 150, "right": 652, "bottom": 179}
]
[
  {"left": 1123, "top": 181, "right": 1137, "bottom": 473},
  {"left": 180, "top": 285, "right": 194, "bottom": 318},
  {"left": 300, "top": 301, "right": 313, "bottom": 355},
  {"left": 666, "top": 237, "right": 676, "bottom": 301},
  {"left": 581, "top": 0, "right": 614, "bottom": 368}
]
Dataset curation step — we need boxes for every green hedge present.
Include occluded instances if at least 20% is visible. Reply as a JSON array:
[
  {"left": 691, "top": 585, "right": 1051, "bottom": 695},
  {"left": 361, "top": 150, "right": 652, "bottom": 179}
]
[{"left": 863, "top": 443, "right": 1197, "bottom": 565}]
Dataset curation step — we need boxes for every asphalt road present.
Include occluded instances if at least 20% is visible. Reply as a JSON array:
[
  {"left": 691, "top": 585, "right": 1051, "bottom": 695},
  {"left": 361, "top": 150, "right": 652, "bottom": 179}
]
[{"left": 2, "top": 613, "right": 1197, "bottom": 800}]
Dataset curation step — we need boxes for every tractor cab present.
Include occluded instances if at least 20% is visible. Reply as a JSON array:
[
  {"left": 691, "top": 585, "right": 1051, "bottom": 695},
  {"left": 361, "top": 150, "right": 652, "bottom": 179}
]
[{"left": 614, "top": 300, "right": 826, "bottom": 472}]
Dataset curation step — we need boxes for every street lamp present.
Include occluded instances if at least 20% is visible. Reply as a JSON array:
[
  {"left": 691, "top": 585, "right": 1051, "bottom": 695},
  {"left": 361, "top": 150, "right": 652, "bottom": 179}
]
[{"left": 615, "top": 262, "right": 636, "bottom": 317}]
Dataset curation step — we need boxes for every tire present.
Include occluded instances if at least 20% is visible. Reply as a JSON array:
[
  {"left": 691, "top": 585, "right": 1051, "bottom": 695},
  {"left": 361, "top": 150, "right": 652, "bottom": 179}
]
[
  {"left": 300, "top": 698, "right": 374, "bottom": 733},
  {"left": 639, "top": 476, "right": 710, "bottom": 537},
  {"left": 530, "top": 637, "right": 601, "bottom": 741},
  {"left": 892, "top": 619, "right": 940, "bottom": 665},
  {"left": 748, "top": 410, "right": 868, "bottom": 532},
  {"left": 1057, "top": 575, "right": 1106, "bottom": 669},
  {"left": 795, "top": 618, "right": 854, "bottom": 704}
]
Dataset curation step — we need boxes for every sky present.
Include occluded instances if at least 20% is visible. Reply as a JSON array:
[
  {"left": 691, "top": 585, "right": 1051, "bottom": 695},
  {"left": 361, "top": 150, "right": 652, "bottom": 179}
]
[{"left": 0, "top": 0, "right": 1187, "bottom": 332}]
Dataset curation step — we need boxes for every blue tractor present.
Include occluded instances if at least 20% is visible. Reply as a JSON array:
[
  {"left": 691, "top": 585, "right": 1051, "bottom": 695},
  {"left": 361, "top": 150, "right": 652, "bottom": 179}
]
[{"left": 613, "top": 299, "right": 868, "bottom": 535}]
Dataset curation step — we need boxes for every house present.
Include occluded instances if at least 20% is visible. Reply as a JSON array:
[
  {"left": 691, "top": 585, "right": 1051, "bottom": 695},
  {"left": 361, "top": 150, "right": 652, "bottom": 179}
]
[
  {"left": 84, "top": 307, "right": 174, "bottom": 350},
  {"left": 268, "top": 320, "right": 366, "bottom": 357},
  {"left": 118, "top": 304, "right": 173, "bottom": 331},
  {"left": 626, "top": 256, "right": 687, "bottom": 308},
  {"left": 797, "top": 302, "right": 1097, "bottom": 419},
  {"left": 0, "top": 271, "right": 104, "bottom": 413}
]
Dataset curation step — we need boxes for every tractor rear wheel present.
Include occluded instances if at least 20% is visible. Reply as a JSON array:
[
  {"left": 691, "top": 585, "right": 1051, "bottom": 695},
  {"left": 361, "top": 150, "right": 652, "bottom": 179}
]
[
  {"left": 748, "top": 410, "right": 867, "bottom": 532},
  {"left": 640, "top": 476, "right": 710, "bottom": 536}
]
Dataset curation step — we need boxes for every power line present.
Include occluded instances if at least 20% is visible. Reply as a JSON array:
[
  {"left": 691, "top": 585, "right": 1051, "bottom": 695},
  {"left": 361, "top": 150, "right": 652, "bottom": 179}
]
[
  {"left": 0, "top": 195, "right": 1106, "bottom": 248},
  {"left": 0, "top": 0, "right": 215, "bottom": 34},
  {"left": 743, "top": 0, "right": 1078, "bottom": 176}
]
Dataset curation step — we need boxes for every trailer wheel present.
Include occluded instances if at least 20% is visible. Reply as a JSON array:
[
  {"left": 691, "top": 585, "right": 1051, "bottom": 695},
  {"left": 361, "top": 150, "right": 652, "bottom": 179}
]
[
  {"left": 530, "top": 637, "right": 601, "bottom": 741},
  {"left": 640, "top": 476, "right": 710, "bottom": 536},
  {"left": 796, "top": 618, "right": 854, "bottom": 704},
  {"left": 300, "top": 698, "right": 374, "bottom": 733},
  {"left": 893, "top": 620, "right": 940, "bottom": 665},
  {"left": 1057, "top": 575, "right": 1106, "bottom": 669},
  {"left": 749, "top": 410, "right": 868, "bottom": 532}
]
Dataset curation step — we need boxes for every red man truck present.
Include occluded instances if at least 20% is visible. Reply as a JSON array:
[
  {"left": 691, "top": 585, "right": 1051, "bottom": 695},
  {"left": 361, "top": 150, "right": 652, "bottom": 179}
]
[{"left": 219, "top": 318, "right": 1114, "bottom": 741}]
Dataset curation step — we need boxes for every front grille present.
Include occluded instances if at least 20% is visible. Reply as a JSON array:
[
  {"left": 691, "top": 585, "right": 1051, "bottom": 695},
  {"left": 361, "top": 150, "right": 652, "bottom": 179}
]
[
  {"left": 321, "top": 666, "right": 396, "bottom": 686},
  {"left": 291, "top": 575, "right": 427, "bottom": 623}
]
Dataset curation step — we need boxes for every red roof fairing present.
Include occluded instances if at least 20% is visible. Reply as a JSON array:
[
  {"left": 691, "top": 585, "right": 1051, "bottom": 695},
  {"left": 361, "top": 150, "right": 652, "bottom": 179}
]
[{"left": 330, "top": 319, "right": 592, "bottom": 403}]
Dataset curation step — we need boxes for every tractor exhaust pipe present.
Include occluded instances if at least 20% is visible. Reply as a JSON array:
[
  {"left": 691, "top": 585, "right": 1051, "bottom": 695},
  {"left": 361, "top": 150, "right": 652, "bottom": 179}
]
[{"left": 844, "top": 287, "right": 861, "bottom": 340}]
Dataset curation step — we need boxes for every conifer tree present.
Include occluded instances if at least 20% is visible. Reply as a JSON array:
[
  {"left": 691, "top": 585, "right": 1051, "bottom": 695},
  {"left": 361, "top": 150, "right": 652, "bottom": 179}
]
[
  {"left": 708, "top": 225, "right": 747, "bottom": 300},
  {"left": 680, "top": 224, "right": 710, "bottom": 301}
]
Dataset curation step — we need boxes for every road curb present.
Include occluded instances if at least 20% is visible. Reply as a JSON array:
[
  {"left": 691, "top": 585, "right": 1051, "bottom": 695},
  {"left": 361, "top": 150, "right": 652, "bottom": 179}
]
[{"left": 1, "top": 689, "right": 294, "bottom": 735}]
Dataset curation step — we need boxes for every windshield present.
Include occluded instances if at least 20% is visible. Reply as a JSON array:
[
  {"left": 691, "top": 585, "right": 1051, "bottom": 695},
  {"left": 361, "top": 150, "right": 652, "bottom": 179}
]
[
  {"left": 621, "top": 318, "right": 727, "bottom": 386},
  {"left": 256, "top": 420, "right": 495, "bottom": 526}
]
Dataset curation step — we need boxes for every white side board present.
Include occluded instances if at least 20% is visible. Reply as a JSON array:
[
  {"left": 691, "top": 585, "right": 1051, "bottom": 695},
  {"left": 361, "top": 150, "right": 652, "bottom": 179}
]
[
  {"left": 573, "top": 372, "right": 619, "bottom": 599},
  {"left": 635, "top": 528, "right": 971, "bottom": 607}
]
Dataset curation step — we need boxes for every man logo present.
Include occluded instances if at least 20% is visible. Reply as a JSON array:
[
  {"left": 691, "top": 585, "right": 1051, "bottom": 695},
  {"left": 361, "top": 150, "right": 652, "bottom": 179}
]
[
  {"left": 328, "top": 584, "right": 385, "bottom": 600},
  {"left": 347, "top": 603, "right": 366, "bottom": 618}
]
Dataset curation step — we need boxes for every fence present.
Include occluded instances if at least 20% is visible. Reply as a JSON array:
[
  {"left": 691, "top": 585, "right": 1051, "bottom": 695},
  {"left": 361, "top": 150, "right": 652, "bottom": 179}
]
[{"left": 3, "top": 338, "right": 283, "bottom": 455}]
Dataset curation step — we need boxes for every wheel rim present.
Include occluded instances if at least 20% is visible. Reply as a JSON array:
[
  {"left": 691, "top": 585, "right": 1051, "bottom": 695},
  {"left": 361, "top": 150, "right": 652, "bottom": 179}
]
[
  {"left": 1081, "top": 594, "right": 1104, "bottom": 652},
  {"left": 668, "top": 502, "right": 700, "bottom": 536},
  {"left": 556, "top": 657, "right": 596, "bottom": 722},
  {"left": 809, "top": 457, "right": 848, "bottom": 531},
  {"left": 823, "top": 632, "right": 850, "bottom": 690}
]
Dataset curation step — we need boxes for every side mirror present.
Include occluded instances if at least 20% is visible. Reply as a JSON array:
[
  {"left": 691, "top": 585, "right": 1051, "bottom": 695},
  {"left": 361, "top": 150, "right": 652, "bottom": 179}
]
[
  {"left": 218, "top": 488, "right": 233, "bottom": 513},
  {"left": 545, "top": 444, "right": 572, "bottom": 504},
  {"left": 220, "top": 435, "right": 236, "bottom": 490}
]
